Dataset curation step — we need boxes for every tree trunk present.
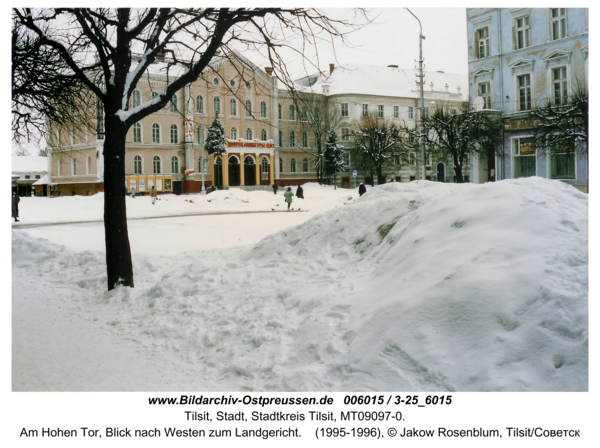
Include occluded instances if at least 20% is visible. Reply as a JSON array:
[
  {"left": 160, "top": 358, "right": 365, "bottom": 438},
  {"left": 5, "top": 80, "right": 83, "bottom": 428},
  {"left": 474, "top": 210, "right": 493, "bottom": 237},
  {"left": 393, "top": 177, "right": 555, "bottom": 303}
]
[{"left": 103, "top": 115, "right": 134, "bottom": 290}]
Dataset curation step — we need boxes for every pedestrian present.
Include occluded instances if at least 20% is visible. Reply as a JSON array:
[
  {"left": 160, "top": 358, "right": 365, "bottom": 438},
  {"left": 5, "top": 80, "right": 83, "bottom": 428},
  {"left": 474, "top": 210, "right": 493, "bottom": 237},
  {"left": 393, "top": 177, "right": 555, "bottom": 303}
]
[
  {"left": 296, "top": 184, "right": 304, "bottom": 199},
  {"left": 131, "top": 186, "right": 136, "bottom": 198},
  {"left": 272, "top": 183, "right": 278, "bottom": 195},
  {"left": 150, "top": 185, "right": 157, "bottom": 205},
  {"left": 12, "top": 191, "right": 20, "bottom": 222},
  {"left": 358, "top": 182, "right": 367, "bottom": 197},
  {"left": 284, "top": 186, "right": 294, "bottom": 211}
]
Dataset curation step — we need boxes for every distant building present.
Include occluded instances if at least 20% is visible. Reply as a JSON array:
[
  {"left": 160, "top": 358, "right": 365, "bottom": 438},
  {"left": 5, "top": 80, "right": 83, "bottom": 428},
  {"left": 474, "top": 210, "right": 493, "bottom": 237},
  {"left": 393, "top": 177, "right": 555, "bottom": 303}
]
[
  {"left": 295, "top": 63, "right": 469, "bottom": 186},
  {"left": 467, "top": 8, "right": 589, "bottom": 192},
  {"left": 11, "top": 156, "right": 49, "bottom": 196}
]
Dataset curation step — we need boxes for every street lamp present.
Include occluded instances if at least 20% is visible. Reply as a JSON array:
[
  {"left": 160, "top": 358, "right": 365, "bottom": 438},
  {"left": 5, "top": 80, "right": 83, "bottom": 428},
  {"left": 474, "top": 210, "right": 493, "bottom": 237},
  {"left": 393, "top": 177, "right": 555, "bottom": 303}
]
[{"left": 405, "top": 8, "right": 427, "bottom": 181}]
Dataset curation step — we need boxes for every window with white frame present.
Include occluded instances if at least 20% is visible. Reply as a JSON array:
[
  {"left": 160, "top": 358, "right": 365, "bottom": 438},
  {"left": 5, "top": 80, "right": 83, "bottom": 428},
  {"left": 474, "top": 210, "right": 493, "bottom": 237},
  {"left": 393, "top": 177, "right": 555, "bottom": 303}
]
[
  {"left": 132, "top": 90, "right": 141, "bottom": 108},
  {"left": 231, "top": 127, "right": 237, "bottom": 140},
  {"left": 134, "top": 155, "right": 142, "bottom": 174},
  {"left": 478, "top": 82, "right": 492, "bottom": 109},
  {"left": 261, "top": 101, "right": 267, "bottom": 118},
  {"left": 549, "top": 140, "right": 575, "bottom": 179},
  {"left": 289, "top": 105, "right": 296, "bottom": 120},
  {"left": 152, "top": 123, "right": 160, "bottom": 143},
  {"left": 133, "top": 122, "right": 142, "bottom": 143},
  {"left": 278, "top": 131, "right": 283, "bottom": 147},
  {"left": 289, "top": 131, "right": 295, "bottom": 147},
  {"left": 245, "top": 100, "right": 252, "bottom": 117},
  {"left": 171, "top": 156, "right": 179, "bottom": 174},
  {"left": 278, "top": 103, "right": 282, "bottom": 120},
  {"left": 261, "top": 129, "right": 267, "bottom": 141},
  {"left": 341, "top": 103, "right": 349, "bottom": 117},
  {"left": 290, "top": 158, "right": 297, "bottom": 173},
  {"left": 302, "top": 131, "right": 308, "bottom": 147},
  {"left": 279, "top": 157, "right": 283, "bottom": 173},
  {"left": 517, "top": 73, "right": 532, "bottom": 111},
  {"left": 515, "top": 16, "right": 531, "bottom": 49},
  {"left": 303, "top": 158, "right": 309, "bottom": 172},
  {"left": 72, "top": 157, "right": 77, "bottom": 175},
  {"left": 550, "top": 8, "right": 567, "bottom": 40},
  {"left": 170, "top": 94, "right": 178, "bottom": 113},
  {"left": 408, "top": 106, "right": 414, "bottom": 119},
  {"left": 230, "top": 98, "right": 237, "bottom": 116},
  {"left": 197, "top": 125, "right": 205, "bottom": 145},
  {"left": 393, "top": 106, "right": 399, "bottom": 118},
  {"left": 477, "top": 27, "right": 490, "bottom": 59},
  {"left": 196, "top": 95, "right": 204, "bottom": 113},
  {"left": 552, "top": 66, "right": 568, "bottom": 106},
  {"left": 262, "top": 158, "right": 269, "bottom": 173},
  {"left": 342, "top": 128, "right": 350, "bottom": 141},
  {"left": 378, "top": 105, "right": 384, "bottom": 118},
  {"left": 170, "top": 124, "right": 178, "bottom": 143},
  {"left": 513, "top": 137, "right": 536, "bottom": 178},
  {"left": 409, "top": 152, "right": 416, "bottom": 166},
  {"left": 153, "top": 155, "right": 161, "bottom": 174},
  {"left": 246, "top": 128, "right": 253, "bottom": 140},
  {"left": 302, "top": 106, "right": 308, "bottom": 121},
  {"left": 214, "top": 97, "right": 221, "bottom": 115},
  {"left": 342, "top": 152, "right": 350, "bottom": 168},
  {"left": 362, "top": 104, "right": 368, "bottom": 117}
]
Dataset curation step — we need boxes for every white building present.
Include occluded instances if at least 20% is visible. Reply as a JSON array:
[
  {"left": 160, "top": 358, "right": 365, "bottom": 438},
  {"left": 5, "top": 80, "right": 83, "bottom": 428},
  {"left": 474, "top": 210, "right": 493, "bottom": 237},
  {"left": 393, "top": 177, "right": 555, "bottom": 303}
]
[{"left": 11, "top": 156, "right": 49, "bottom": 196}]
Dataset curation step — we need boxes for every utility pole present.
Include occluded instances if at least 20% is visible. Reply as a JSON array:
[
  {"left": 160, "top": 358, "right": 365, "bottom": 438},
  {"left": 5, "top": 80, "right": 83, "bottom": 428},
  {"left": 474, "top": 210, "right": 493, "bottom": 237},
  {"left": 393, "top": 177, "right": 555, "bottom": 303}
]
[{"left": 406, "top": 8, "right": 427, "bottom": 181}]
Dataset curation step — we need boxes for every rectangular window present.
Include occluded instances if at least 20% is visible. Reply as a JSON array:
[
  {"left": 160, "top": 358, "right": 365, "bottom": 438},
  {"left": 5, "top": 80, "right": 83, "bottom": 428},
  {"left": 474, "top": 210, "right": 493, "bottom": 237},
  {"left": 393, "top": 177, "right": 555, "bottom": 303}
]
[
  {"left": 478, "top": 82, "right": 492, "bottom": 109},
  {"left": 515, "top": 16, "right": 531, "bottom": 49},
  {"left": 550, "top": 141, "right": 575, "bottom": 179},
  {"left": 341, "top": 103, "right": 349, "bottom": 117},
  {"left": 394, "top": 106, "right": 399, "bottom": 118},
  {"left": 362, "top": 104, "right": 368, "bottom": 117},
  {"left": 377, "top": 105, "right": 384, "bottom": 118},
  {"left": 408, "top": 106, "right": 414, "bottom": 119},
  {"left": 552, "top": 66, "right": 568, "bottom": 106},
  {"left": 517, "top": 74, "right": 531, "bottom": 111},
  {"left": 341, "top": 128, "right": 350, "bottom": 141},
  {"left": 342, "top": 152, "right": 350, "bottom": 168},
  {"left": 513, "top": 137, "right": 536, "bottom": 178},
  {"left": 477, "top": 27, "right": 490, "bottom": 59},
  {"left": 551, "top": 8, "right": 567, "bottom": 40}
]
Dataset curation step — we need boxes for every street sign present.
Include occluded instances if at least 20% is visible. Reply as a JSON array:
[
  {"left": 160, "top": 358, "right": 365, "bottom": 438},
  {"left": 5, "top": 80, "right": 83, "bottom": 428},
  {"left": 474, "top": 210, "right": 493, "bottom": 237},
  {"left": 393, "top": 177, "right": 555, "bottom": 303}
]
[{"left": 352, "top": 170, "right": 357, "bottom": 177}]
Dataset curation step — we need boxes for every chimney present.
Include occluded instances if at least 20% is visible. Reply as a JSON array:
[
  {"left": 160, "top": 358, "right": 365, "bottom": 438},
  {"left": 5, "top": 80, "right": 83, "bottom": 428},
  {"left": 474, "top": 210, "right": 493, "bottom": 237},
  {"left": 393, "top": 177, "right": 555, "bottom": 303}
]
[
  {"left": 329, "top": 63, "right": 335, "bottom": 75},
  {"left": 265, "top": 67, "right": 273, "bottom": 76}
]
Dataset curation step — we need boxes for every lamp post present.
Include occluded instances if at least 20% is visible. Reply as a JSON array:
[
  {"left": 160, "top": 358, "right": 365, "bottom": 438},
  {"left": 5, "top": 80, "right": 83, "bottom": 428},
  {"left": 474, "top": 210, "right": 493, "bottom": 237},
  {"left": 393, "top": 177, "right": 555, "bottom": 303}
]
[{"left": 405, "top": 8, "right": 427, "bottom": 181}]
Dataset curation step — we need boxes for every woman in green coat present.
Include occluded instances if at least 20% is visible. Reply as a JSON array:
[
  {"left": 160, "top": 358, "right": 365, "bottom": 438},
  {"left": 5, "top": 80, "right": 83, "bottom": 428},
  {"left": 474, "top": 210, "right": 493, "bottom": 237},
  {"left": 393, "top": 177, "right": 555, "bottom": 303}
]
[{"left": 284, "top": 187, "right": 294, "bottom": 211}]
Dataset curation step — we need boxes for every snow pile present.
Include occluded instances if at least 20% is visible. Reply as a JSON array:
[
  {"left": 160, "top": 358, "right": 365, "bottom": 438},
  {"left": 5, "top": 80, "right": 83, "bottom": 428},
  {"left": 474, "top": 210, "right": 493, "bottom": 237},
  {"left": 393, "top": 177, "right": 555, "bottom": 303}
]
[{"left": 12, "top": 178, "right": 588, "bottom": 391}]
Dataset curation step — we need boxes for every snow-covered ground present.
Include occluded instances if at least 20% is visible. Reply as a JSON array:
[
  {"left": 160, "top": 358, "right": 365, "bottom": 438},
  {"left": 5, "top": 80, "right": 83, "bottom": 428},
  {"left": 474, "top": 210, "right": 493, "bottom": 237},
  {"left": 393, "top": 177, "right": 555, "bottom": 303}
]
[{"left": 11, "top": 179, "right": 588, "bottom": 391}]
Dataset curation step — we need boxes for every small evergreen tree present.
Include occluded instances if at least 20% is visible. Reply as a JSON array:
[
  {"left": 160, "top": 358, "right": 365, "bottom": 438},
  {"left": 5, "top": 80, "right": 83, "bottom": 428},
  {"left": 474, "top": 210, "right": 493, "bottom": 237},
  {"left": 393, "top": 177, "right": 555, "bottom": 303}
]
[
  {"left": 323, "top": 128, "right": 345, "bottom": 186},
  {"left": 205, "top": 116, "right": 227, "bottom": 156}
]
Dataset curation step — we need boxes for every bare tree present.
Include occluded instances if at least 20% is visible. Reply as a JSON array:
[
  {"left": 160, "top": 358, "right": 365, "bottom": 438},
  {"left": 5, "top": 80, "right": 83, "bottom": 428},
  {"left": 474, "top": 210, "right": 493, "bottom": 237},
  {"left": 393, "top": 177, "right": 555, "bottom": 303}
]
[
  {"left": 352, "top": 113, "right": 406, "bottom": 185},
  {"left": 409, "top": 103, "right": 502, "bottom": 183},
  {"left": 13, "top": 7, "right": 368, "bottom": 290}
]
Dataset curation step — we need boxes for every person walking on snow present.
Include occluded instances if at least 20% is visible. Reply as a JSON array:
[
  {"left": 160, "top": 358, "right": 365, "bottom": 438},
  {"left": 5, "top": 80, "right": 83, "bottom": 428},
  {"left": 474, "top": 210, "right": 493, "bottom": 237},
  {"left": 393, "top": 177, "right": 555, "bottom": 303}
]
[
  {"left": 284, "top": 187, "right": 294, "bottom": 211},
  {"left": 358, "top": 182, "right": 367, "bottom": 197},
  {"left": 272, "top": 183, "right": 278, "bottom": 195},
  {"left": 12, "top": 191, "right": 20, "bottom": 222},
  {"left": 296, "top": 185, "right": 304, "bottom": 199},
  {"left": 150, "top": 185, "right": 157, "bottom": 205},
  {"left": 131, "top": 186, "right": 136, "bottom": 198}
]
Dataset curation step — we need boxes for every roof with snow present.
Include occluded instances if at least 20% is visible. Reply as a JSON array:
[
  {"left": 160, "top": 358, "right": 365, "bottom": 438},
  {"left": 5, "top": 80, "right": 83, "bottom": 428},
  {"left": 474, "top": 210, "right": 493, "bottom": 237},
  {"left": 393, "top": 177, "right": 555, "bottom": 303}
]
[
  {"left": 11, "top": 156, "right": 48, "bottom": 174},
  {"left": 294, "top": 63, "right": 468, "bottom": 101}
]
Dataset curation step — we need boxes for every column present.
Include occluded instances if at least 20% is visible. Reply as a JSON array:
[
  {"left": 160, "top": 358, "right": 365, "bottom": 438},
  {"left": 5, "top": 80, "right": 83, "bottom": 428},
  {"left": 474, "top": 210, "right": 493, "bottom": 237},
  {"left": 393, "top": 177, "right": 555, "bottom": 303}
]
[
  {"left": 270, "top": 154, "right": 275, "bottom": 185},
  {"left": 239, "top": 152, "right": 245, "bottom": 186},
  {"left": 223, "top": 155, "right": 229, "bottom": 187},
  {"left": 255, "top": 154, "right": 260, "bottom": 186}
]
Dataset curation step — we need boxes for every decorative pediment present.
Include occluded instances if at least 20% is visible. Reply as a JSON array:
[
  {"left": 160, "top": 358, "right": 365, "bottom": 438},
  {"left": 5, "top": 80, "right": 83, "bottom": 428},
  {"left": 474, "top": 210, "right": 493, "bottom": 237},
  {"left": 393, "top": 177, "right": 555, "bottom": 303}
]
[
  {"left": 473, "top": 66, "right": 495, "bottom": 78},
  {"left": 542, "top": 49, "right": 572, "bottom": 65},
  {"left": 508, "top": 58, "right": 534, "bottom": 73}
]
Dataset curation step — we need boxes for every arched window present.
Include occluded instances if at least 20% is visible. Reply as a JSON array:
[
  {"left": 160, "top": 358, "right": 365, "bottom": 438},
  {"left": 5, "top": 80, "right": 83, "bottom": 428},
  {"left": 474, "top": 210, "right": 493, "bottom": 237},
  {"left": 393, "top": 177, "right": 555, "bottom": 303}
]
[
  {"left": 133, "top": 122, "right": 142, "bottom": 143},
  {"left": 246, "top": 128, "right": 253, "bottom": 140},
  {"left": 197, "top": 125, "right": 205, "bottom": 145},
  {"left": 261, "top": 157, "right": 269, "bottom": 173},
  {"left": 279, "top": 157, "right": 283, "bottom": 173},
  {"left": 278, "top": 131, "right": 283, "bottom": 147},
  {"left": 170, "top": 94, "right": 178, "bottom": 112},
  {"left": 289, "top": 105, "right": 296, "bottom": 120},
  {"left": 152, "top": 123, "right": 160, "bottom": 143},
  {"left": 289, "top": 131, "right": 296, "bottom": 147},
  {"left": 153, "top": 155, "right": 161, "bottom": 174},
  {"left": 132, "top": 90, "right": 141, "bottom": 108},
  {"left": 170, "top": 124, "right": 178, "bottom": 143},
  {"left": 214, "top": 96, "right": 221, "bottom": 115},
  {"left": 231, "top": 127, "right": 237, "bottom": 140},
  {"left": 72, "top": 157, "right": 77, "bottom": 175},
  {"left": 196, "top": 95, "right": 204, "bottom": 113},
  {"left": 261, "top": 101, "right": 267, "bottom": 118},
  {"left": 134, "top": 155, "right": 143, "bottom": 174},
  {"left": 261, "top": 129, "right": 267, "bottom": 141},
  {"left": 278, "top": 103, "right": 282, "bottom": 120},
  {"left": 302, "top": 131, "right": 308, "bottom": 148},
  {"left": 290, "top": 158, "right": 297, "bottom": 173},
  {"left": 245, "top": 100, "right": 252, "bottom": 117},
  {"left": 171, "top": 156, "right": 179, "bottom": 174},
  {"left": 230, "top": 98, "right": 237, "bottom": 116},
  {"left": 303, "top": 158, "right": 309, "bottom": 172},
  {"left": 302, "top": 106, "right": 308, "bottom": 121}
]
